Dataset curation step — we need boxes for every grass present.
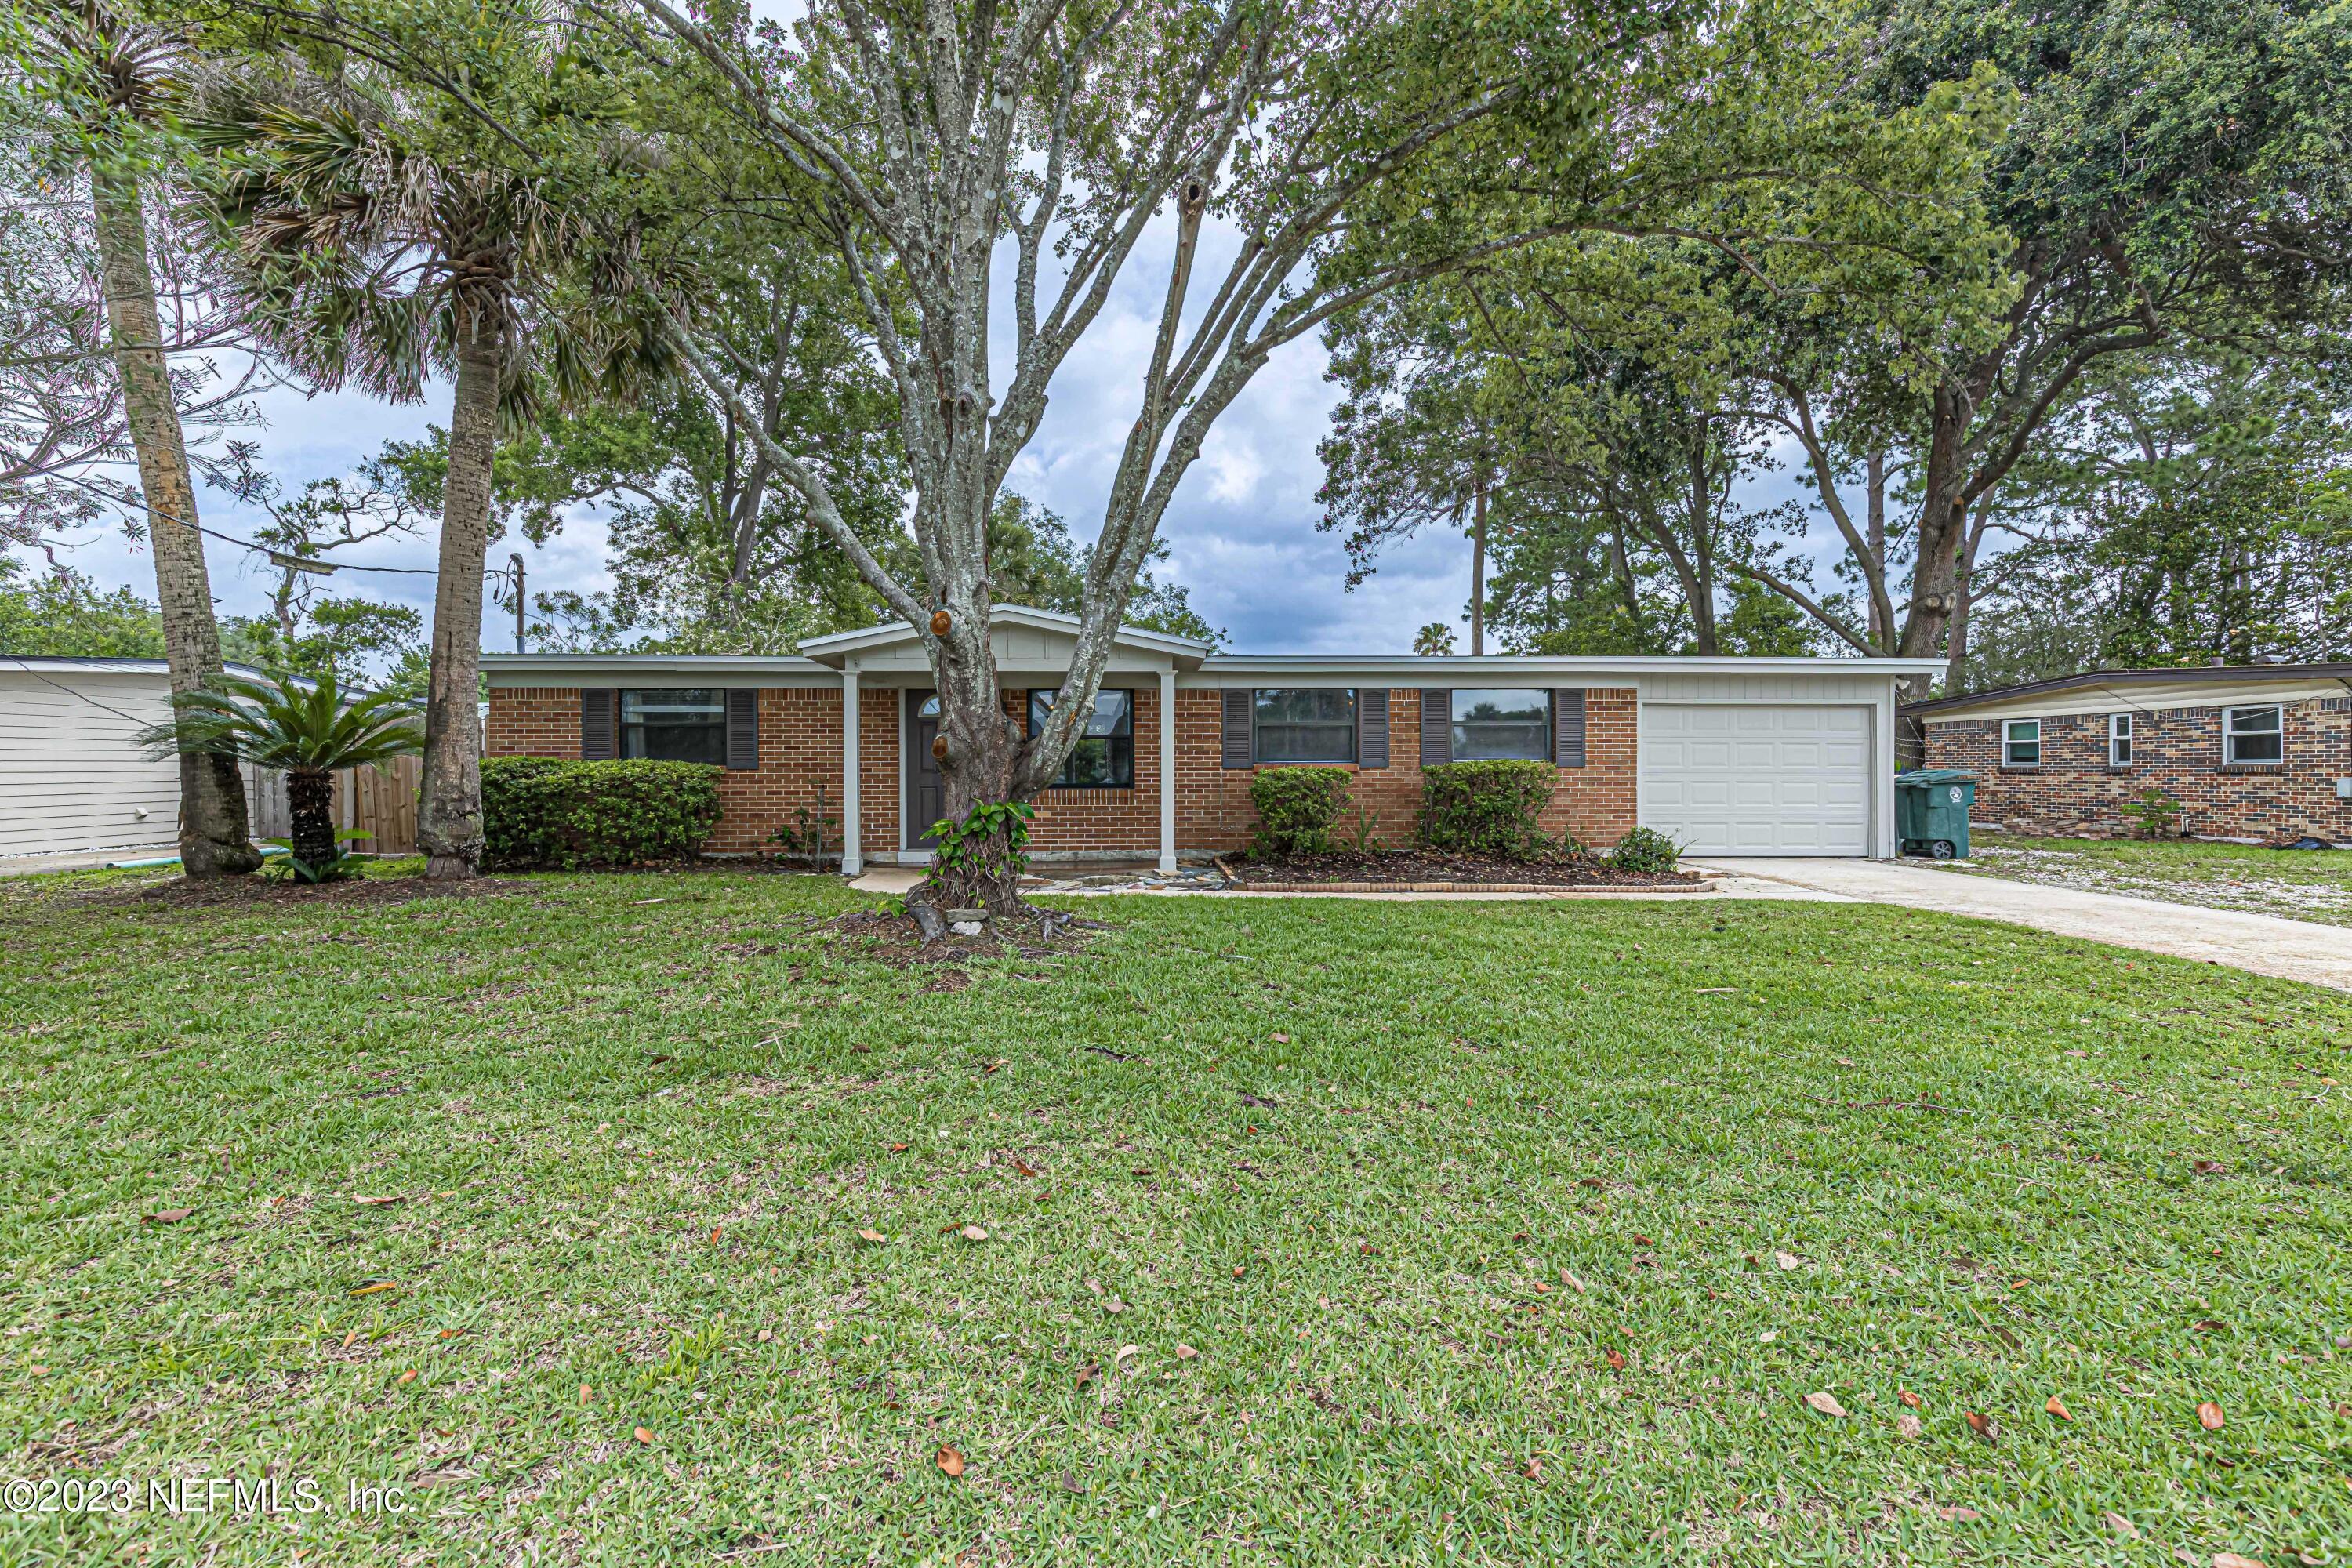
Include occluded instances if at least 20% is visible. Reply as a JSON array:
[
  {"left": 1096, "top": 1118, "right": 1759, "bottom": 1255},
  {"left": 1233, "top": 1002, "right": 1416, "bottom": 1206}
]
[
  {"left": 3, "top": 868, "right": 2350, "bottom": 1566},
  {"left": 1947, "top": 833, "right": 2352, "bottom": 927}
]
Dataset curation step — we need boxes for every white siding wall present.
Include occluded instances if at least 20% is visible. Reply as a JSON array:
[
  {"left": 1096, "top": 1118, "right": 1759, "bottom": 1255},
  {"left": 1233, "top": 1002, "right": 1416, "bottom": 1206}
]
[{"left": 0, "top": 669, "right": 184, "bottom": 857}]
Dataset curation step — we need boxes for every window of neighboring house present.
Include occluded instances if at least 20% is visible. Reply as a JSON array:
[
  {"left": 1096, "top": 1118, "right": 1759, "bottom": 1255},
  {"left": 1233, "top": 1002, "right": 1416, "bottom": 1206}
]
[
  {"left": 1450, "top": 688, "right": 1552, "bottom": 761},
  {"left": 1254, "top": 688, "right": 1357, "bottom": 763},
  {"left": 620, "top": 689, "right": 725, "bottom": 764},
  {"left": 2002, "top": 718, "right": 2042, "bottom": 766},
  {"left": 2109, "top": 713, "right": 2134, "bottom": 767},
  {"left": 1028, "top": 688, "right": 1134, "bottom": 788},
  {"left": 2223, "top": 704, "right": 2285, "bottom": 765}
]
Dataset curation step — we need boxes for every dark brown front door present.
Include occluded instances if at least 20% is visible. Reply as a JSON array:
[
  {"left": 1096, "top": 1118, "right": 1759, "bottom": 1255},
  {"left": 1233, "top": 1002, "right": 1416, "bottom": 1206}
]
[{"left": 906, "top": 690, "right": 945, "bottom": 850}]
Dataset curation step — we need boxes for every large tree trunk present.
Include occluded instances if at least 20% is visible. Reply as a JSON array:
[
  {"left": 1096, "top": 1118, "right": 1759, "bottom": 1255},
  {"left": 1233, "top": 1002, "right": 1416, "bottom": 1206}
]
[
  {"left": 90, "top": 165, "right": 260, "bottom": 879},
  {"left": 418, "top": 315, "right": 503, "bottom": 879}
]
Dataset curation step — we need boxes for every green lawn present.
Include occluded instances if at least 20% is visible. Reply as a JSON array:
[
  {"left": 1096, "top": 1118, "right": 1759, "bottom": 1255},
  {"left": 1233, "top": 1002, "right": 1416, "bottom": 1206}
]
[
  {"left": 4, "top": 868, "right": 2350, "bottom": 1565},
  {"left": 1947, "top": 833, "right": 2352, "bottom": 927}
]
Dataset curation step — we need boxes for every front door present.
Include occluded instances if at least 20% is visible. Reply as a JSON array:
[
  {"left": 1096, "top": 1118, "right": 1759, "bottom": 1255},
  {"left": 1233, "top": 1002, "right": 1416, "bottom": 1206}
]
[{"left": 906, "top": 691, "right": 945, "bottom": 850}]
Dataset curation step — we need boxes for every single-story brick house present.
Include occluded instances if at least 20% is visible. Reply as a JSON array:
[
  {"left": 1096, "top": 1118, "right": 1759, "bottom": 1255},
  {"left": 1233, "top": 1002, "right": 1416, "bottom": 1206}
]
[
  {"left": 1906, "top": 662, "right": 2352, "bottom": 841},
  {"left": 481, "top": 605, "right": 1943, "bottom": 870}
]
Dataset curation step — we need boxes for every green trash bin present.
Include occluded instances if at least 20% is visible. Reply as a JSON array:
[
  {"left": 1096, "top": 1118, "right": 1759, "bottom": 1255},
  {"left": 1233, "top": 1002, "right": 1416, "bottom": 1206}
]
[{"left": 1895, "top": 768, "right": 1974, "bottom": 859}]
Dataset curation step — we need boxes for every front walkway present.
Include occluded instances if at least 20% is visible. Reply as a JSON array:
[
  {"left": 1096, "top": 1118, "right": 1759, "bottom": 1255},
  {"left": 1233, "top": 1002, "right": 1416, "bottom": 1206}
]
[{"left": 1693, "top": 857, "right": 2352, "bottom": 993}]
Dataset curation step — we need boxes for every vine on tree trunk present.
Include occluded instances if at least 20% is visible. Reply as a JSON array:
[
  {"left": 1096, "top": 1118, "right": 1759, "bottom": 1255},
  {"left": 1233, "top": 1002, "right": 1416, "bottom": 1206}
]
[{"left": 920, "top": 800, "right": 1036, "bottom": 916}]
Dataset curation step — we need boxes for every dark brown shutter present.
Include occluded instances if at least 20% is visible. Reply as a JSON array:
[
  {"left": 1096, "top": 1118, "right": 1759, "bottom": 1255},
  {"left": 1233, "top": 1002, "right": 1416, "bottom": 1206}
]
[
  {"left": 580, "top": 688, "right": 617, "bottom": 760},
  {"left": 1221, "top": 690, "right": 1254, "bottom": 768},
  {"left": 1356, "top": 690, "right": 1388, "bottom": 768},
  {"left": 725, "top": 688, "right": 759, "bottom": 770},
  {"left": 1420, "top": 689, "right": 1451, "bottom": 767},
  {"left": 1553, "top": 688, "right": 1585, "bottom": 768}
]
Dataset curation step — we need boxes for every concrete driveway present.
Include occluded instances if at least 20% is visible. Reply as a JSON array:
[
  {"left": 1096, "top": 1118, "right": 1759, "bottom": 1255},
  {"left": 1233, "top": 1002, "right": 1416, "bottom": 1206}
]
[{"left": 1693, "top": 857, "right": 2352, "bottom": 993}]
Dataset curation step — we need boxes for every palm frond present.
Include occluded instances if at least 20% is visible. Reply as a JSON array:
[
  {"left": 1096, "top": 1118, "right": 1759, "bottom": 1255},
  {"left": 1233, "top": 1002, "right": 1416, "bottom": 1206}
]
[{"left": 136, "top": 670, "right": 423, "bottom": 773}]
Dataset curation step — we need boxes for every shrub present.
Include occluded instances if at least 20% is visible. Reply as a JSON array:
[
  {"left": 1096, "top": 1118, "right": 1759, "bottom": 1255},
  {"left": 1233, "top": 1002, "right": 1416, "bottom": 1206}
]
[
  {"left": 1420, "top": 759, "right": 1559, "bottom": 859},
  {"left": 2119, "top": 788, "right": 2182, "bottom": 840},
  {"left": 1249, "top": 766, "right": 1352, "bottom": 856},
  {"left": 1607, "top": 826, "right": 1684, "bottom": 876},
  {"left": 481, "top": 757, "right": 724, "bottom": 870}
]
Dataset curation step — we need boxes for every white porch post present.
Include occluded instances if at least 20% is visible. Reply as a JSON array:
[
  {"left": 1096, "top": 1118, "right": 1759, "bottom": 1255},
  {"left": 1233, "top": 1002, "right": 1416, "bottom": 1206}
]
[
  {"left": 840, "top": 670, "right": 863, "bottom": 877},
  {"left": 1158, "top": 668, "right": 1178, "bottom": 873}
]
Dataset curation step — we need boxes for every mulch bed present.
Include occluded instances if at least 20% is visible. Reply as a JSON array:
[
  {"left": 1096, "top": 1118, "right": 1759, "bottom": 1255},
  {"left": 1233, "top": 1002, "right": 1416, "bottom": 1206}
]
[
  {"left": 113, "top": 874, "right": 535, "bottom": 910},
  {"left": 1224, "top": 850, "right": 1701, "bottom": 891}
]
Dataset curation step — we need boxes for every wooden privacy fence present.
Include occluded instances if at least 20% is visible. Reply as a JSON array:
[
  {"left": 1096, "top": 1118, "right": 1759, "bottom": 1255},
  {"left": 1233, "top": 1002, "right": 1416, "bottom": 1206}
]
[{"left": 245, "top": 755, "right": 421, "bottom": 855}]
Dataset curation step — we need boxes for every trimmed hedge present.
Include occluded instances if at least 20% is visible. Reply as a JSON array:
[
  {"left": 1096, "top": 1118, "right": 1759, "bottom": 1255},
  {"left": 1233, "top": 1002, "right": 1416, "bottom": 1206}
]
[
  {"left": 1248, "top": 766, "right": 1352, "bottom": 856},
  {"left": 481, "top": 757, "right": 724, "bottom": 870},
  {"left": 1421, "top": 758, "right": 1558, "bottom": 858}
]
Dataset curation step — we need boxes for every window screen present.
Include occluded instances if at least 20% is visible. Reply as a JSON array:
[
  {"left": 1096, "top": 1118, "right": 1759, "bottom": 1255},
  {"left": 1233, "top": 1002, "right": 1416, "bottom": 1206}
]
[
  {"left": 620, "top": 689, "right": 726, "bottom": 764},
  {"left": 2224, "top": 706, "right": 2283, "bottom": 764},
  {"left": 1253, "top": 689, "right": 1356, "bottom": 763},
  {"left": 2002, "top": 718, "right": 2041, "bottom": 766}
]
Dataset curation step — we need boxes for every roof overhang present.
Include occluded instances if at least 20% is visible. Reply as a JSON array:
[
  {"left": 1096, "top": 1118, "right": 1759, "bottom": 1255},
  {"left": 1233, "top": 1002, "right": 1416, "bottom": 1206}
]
[
  {"left": 793, "top": 604, "right": 1214, "bottom": 670},
  {"left": 1200, "top": 655, "right": 1947, "bottom": 678},
  {"left": 481, "top": 653, "right": 833, "bottom": 688},
  {"left": 1904, "top": 662, "right": 2352, "bottom": 720}
]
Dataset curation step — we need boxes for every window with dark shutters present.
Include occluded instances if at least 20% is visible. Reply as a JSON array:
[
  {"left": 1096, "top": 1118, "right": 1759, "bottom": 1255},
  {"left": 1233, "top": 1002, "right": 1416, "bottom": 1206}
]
[
  {"left": 1221, "top": 690, "right": 1253, "bottom": 768},
  {"left": 1552, "top": 689, "right": 1586, "bottom": 768},
  {"left": 1357, "top": 690, "right": 1389, "bottom": 768},
  {"left": 580, "top": 688, "right": 617, "bottom": 760},
  {"left": 725, "top": 689, "right": 760, "bottom": 770},
  {"left": 1420, "top": 690, "right": 1451, "bottom": 766}
]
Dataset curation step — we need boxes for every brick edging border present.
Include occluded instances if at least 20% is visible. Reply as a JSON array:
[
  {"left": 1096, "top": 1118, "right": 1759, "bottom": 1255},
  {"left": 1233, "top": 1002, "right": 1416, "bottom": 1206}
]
[{"left": 1211, "top": 856, "right": 1715, "bottom": 896}]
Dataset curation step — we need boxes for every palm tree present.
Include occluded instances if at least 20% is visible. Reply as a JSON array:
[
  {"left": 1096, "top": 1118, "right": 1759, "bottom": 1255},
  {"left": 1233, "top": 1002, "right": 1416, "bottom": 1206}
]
[
  {"left": 32, "top": 1, "right": 262, "bottom": 876},
  {"left": 196, "top": 47, "right": 665, "bottom": 879},
  {"left": 138, "top": 670, "right": 423, "bottom": 877}
]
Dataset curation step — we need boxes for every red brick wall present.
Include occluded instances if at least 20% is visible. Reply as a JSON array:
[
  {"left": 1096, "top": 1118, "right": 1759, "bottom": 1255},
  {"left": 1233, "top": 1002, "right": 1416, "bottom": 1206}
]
[
  {"left": 1924, "top": 699, "right": 2352, "bottom": 841},
  {"left": 1177, "top": 687, "right": 1639, "bottom": 854},
  {"left": 482, "top": 681, "right": 1643, "bottom": 860}
]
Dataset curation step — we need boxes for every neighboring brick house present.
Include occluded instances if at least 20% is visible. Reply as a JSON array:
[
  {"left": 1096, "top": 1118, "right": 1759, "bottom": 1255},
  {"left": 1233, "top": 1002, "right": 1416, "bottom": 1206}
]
[
  {"left": 1907, "top": 663, "right": 2352, "bottom": 842},
  {"left": 481, "top": 605, "right": 1939, "bottom": 869}
]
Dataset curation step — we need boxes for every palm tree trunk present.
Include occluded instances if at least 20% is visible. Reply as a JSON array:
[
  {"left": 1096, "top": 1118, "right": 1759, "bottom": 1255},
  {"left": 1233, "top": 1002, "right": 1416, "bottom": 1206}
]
[
  {"left": 90, "top": 164, "right": 260, "bottom": 879},
  {"left": 417, "top": 315, "right": 502, "bottom": 879},
  {"left": 286, "top": 768, "right": 337, "bottom": 873}
]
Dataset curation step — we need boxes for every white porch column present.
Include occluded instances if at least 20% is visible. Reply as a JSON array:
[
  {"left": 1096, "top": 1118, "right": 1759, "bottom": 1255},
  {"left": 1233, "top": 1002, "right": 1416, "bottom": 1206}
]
[
  {"left": 840, "top": 670, "right": 863, "bottom": 877},
  {"left": 1158, "top": 668, "right": 1178, "bottom": 873}
]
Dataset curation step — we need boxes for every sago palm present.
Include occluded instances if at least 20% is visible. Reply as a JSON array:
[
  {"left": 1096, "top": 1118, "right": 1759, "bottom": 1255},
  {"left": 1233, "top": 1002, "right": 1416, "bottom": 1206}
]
[
  {"left": 138, "top": 670, "right": 423, "bottom": 877},
  {"left": 195, "top": 27, "right": 669, "bottom": 879}
]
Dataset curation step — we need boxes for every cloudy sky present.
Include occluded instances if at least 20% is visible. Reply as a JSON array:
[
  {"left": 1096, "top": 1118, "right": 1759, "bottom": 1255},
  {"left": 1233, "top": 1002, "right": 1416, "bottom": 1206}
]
[{"left": 35, "top": 191, "right": 1842, "bottom": 661}]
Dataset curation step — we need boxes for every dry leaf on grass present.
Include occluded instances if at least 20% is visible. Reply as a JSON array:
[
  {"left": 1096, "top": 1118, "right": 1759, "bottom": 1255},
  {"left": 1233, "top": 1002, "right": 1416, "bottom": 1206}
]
[
  {"left": 959, "top": 1225, "right": 988, "bottom": 1241},
  {"left": 633, "top": 1427, "right": 655, "bottom": 1445},
  {"left": 397, "top": 1370, "right": 416, "bottom": 1384},
  {"left": 857, "top": 1229, "right": 887, "bottom": 1243},
  {"left": 2198, "top": 1400, "right": 2226, "bottom": 1431},
  {"left": 2212, "top": 1553, "right": 2266, "bottom": 1568},
  {"left": 1114, "top": 1344, "right": 1141, "bottom": 1364},
  {"left": 1895, "top": 1413, "right": 1922, "bottom": 1439},
  {"left": 1271, "top": 1033, "right": 1290, "bottom": 1044},
  {"left": 354, "top": 1195, "right": 403, "bottom": 1207},
  {"left": 349, "top": 1282, "right": 397, "bottom": 1297},
  {"left": 1938, "top": 1506, "right": 1981, "bottom": 1523},
  {"left": 1604, "top": 1350, "right": 1627, "bottom": 1371},
  {"left": 146, "top": 1208, "right": 193, "bottom": 1225},
  {"left": 1965, "top": 1411, "right": 1995, "bottom": 1442},
  {"left": 935, "top": 1445, "right": 965, "bottom": 1477},
  {"left": 1074, "top": 1363, "right": 1100, "bottom": 1388},
  {"left": 1804, "top": 1392, "right": 1847, "bottom": 1417},
  {"left": 2104, "top": 1513, "right": 2140, "bottom": 1541},
  {"left": 579, "top": 1385, "right": 593, "bottom": 1406},
  {"left": 1520, "top": 1457, "right": 1541, "bottom": 1478},
  {"left": 1174, "top": 1345, "right": 1199, "bottom": 1360},
  {"left": 1898, "top": 1390, "right": 1923, "bottom": 1409},
  {"left": 1773, "top": 1250, "right": 1802, "bottom": 1272},
  {"left": 2045, "top": 1395, "right": 2072, "bottom": 1421}
]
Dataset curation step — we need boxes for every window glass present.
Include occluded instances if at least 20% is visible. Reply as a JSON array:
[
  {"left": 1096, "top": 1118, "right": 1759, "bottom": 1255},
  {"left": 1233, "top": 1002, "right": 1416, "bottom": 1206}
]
[
  {"left": 1253, "top": 688, "right": 1356, "bottom": 763},
  {"left": 620, "top": 689, "right": 725, "bottom": 764},
  {"left": 1029, "top": 688, "right": 1134, "bottom": 788},
  {"left": 2109, "top": 713, "right": 2133, "bottom": 766},
  {"left": 2225, "top": 705, "right": 2283, "bottom": 764},
  {"left": 1450, "top": 689, "right": 1552, "bottom": 761},
  {"left": 2002, "top": 718, "right": 2041, "bottom": 766},
  {"left": 916, "top": 694, "right": 941, "bottom": 718}
]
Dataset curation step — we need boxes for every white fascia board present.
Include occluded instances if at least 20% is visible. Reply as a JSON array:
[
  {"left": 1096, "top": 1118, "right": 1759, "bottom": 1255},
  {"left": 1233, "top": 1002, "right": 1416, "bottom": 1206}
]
[
  {"left": 1182, "top": 655, "right": 1944, "bottom": 685},
  {"left": 796, "top": 604, "right": 1213, "bottom": 665},
  {"left": 480, "top": 654, "right": 834, "bottom": 688}
]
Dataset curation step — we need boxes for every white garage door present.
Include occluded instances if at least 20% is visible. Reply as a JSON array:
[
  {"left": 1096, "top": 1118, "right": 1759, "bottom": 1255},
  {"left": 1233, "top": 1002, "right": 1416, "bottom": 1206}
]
[{"left": 1639, "top": 704, "right": 1871, "bottom": 856}]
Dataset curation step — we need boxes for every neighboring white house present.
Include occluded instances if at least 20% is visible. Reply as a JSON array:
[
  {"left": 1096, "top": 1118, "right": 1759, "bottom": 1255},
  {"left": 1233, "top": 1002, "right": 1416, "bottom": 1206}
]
[{"left": 0, "top": 657, "right": 192, "bottom": 861}]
